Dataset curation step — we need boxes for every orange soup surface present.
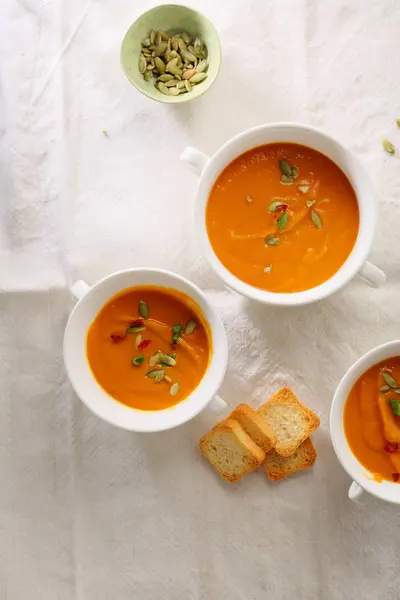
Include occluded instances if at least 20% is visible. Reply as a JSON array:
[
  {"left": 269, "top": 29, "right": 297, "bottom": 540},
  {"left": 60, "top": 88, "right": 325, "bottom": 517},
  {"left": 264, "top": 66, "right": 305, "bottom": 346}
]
[
  {"left": 206, "top": 143, "right": 359, "bottom": 293},
  {"left": 344, "top": 357, "right": 400, "bottom": 483},
  {"left": 87, "top": 286, "right": 211, "bottom": 411}
]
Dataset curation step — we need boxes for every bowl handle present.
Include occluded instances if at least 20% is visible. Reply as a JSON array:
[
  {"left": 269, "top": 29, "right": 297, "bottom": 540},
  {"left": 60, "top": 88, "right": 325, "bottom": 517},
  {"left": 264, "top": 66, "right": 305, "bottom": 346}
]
[
  {"left": 180, "top": 146, "right": 210, "bottom": 176},
  {"left": 70, "top": 280, "right": 91, "bottom": 300},
  {"left": 348, "top": 481, "right": 365, "bottom": 504},
  {"left": 358, "top": 261, "right": 386, "bottom": 287},
  {"left": 206, "top": 394, "right": 228, "bottom": 414}
]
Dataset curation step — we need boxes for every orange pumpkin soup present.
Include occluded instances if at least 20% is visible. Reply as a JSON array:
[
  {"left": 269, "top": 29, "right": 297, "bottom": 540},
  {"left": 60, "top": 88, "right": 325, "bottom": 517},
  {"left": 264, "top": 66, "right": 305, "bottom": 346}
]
[
  {"left": 86, "top": 286, "right": 211, "bottom": 411},
  {"left": 206, "top": 143, "right": 359, "bottom": 293},
  {"left": 344, "top": 357, "right": 400, "bottom": 483}
]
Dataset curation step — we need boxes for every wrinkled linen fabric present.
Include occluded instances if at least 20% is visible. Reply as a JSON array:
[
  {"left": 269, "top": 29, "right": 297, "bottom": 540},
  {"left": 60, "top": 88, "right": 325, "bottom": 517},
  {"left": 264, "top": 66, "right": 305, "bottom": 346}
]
[{"left": 1, "top": 0, "right": 400, "bottom": 598}]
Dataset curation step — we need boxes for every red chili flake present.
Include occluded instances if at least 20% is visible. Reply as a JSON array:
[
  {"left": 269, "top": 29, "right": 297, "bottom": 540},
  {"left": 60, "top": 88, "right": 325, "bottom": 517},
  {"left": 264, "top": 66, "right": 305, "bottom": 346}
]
[
  {"left": 129, "top": 319, "right": 144, "bottom": 328},
  {"left": 392, "top": 473, "right": 400, "bottom": 483},
  {"left": 137, "top": 338, "right": 151, "bottom": 351},
  {"left": 276, "top": 204, "right": 288, "bottom": 212},
  {"left": 384, "top": 442, "right": 399, "bottom": 453},
  {"left": 110, "top": 332, "right": 126, "bottom": 343}
]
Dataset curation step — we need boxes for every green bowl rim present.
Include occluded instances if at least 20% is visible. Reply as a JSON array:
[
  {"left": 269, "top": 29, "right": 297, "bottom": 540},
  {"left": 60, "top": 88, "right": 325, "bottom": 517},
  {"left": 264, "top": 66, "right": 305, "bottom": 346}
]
[{"left": 120, "top": 3, "right": 222, "bottom": 104}]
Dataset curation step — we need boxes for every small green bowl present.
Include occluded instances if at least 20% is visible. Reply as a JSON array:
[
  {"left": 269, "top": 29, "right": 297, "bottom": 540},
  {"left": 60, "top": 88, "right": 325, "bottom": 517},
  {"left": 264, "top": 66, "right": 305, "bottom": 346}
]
[{"left": 120, "top": 4, "right": 221, "bottom": 104}]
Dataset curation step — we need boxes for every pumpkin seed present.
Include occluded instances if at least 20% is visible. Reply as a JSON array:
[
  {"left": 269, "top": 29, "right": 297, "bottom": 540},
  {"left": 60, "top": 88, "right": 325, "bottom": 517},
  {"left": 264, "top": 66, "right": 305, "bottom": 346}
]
[
  {"left": 382, "top": 139, "right": 395, "bottom": 154},
  {"left": 171, "top": 323, "right": 183, "bottom": 344},
  {"left": 279, "top": 159, "right": 292, "bottom": 177},
  {"left": 185, "top": 319, "right": 197, "bottom": 335},
  {"left": 181, "top": 49, "right": 197, "bottom": 63},
  {"left": 154, "top": 57, "right": 166, "bottom": 73},
  {"left": 390, "top": 399, "right": 400, "bottom": 416},
  {"left": 154, "top": 42, "right": 167, "bottom": 57},
  {"left": 139, "top": 300, "right": 149, "bottom": 319},
  {"left": 149, "top": 352, "right": 161, "bottom": 367},
  {"left": 154, "top": 371, "right": 165, "bottom": 383},
  {"left": 159, "top": 354, "right": 177, "bottom": 366},
  {"left": 166, "top": 57, "right": 179, "bottom": 72},
  {"left": 306, "top": 200, "right": 316, "bottom": 208},
  {"left": 194, "top": 37, "right": 202, "bottom": 53},
  {"left": 277, "top": 212, "right": 288, "bottom": 232},
  {"left": 140, "top": 30, "right": 208, "bottom": 96},
  {"left": 189, "top": 72, "right": 207, "bottom": 84},
  {"left": 311, "top": 210, "right": 322, "bottom": 229},
  {"left": 183, "top": 68, "right": 197, "bottom": 80},
  {"left": 196, "top": 59, "right": 208, "bottom": 73},
  {"left": 147, "top": 369, "right": 164, "bottom": 379},
  {"left": 132, "top": 355, "right": 145, "bottom": 367},
  {"left": 170, "top": 382, "right": 180, "bottom": 396},
  {"left": 383, "top": 372, "right": 398, "bottom": 388},
  {"left": 167, "top": 87, "right": 181, "bottom": 96},
  {"left": 245, "top": 195, "right": 254, "bottom": 203},
  {"left": 396, "top": 118, "right": 400, "bottom": 128},
  {"left": 138, "top": 55, "right": 146, "bottom": 74},
  {"left": 264, "top": 265, "right": 272, "bottom": 274},
  {"left": 291, "top": 167, "right": 299, "bottom": 179},
  {"left": 280, "top": 174, "right": 293, "bottom": 185},
  {"left": 158, "top": 73, "right": 175, "bottom": 82},
  {"left": 126, "top": 326, "right": 145, "bottom": 333},
  {"left": 165, "top": 79, "right": 180, "bottom": 87},
  {"left": 265, "top": 234, "right": 279, "bottom": 247},
  {"left": 135, "top": 334, "right": 142, "bottom": 348},
  {"left": 380, "top": 385, "right": 391, "bottom": 393},
  {"left": 178, "top": 38, "right": 187, "bottom": 51},
  {"left": 157, "top": 82, "right": 169, "bottom": 95},
  {"left": 395, "top": 388, "right": 400, "bottom": 394},
  {"left": 298, "top": 185, "right": 310, "bottom": 194},
  {"left": 164, "top": 375, "right": 172, "bottom": 383}
]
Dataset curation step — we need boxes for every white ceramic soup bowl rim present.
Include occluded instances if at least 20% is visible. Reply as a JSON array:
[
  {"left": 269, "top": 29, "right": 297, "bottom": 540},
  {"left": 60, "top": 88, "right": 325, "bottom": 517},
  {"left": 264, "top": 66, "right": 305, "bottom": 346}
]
[
  {"left": 63, "top": 267, "right": 228, "bottom": 432},
  {"left": 330, "top": 340, "right": 400, "bottom": 504},
  {"left": 188, "top": 121, "right": 381, "bottom": 306}
]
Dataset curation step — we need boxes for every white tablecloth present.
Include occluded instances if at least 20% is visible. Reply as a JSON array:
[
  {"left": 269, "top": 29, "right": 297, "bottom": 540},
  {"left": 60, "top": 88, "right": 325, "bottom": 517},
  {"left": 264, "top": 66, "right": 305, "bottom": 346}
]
[{"left": 2, "top": 0, "right": 400, "bottom": 598}]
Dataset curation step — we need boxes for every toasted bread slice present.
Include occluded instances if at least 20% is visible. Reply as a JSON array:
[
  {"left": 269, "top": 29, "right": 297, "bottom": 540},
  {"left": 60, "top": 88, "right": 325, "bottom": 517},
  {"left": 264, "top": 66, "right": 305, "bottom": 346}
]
[
  {"left": 229, "top": 404, "right": 276, "bottom": 452},
  {"left": 264, "top": 437, "right": 316, "bottom": 480},
  {"left": 199, "top": 419, "right": 265, "bottom": 483},
  {"left": 378, "top": 393, "right": 400, "bottom": 444},
  {"left": 258, "top": 388, "right": 320, "bottom": 456}
]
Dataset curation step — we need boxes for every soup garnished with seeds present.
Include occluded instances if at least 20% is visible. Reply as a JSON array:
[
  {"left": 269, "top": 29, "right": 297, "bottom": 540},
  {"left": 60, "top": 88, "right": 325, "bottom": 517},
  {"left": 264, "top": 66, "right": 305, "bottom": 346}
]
[
  {"left": 344, "top": 357, "right": 400, "bottom": 483},
  {"left": 206, "top": 143, "right": 359, "bottom": 293},
  {"left": 87, "top": 286, "right": 211, "bottom": 411}
]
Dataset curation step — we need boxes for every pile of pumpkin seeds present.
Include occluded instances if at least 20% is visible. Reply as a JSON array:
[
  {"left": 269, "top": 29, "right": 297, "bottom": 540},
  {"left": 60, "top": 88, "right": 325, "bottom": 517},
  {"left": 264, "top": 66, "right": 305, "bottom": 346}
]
[{"left": 138, "top": 29, "right": 209, "bottom": 96}]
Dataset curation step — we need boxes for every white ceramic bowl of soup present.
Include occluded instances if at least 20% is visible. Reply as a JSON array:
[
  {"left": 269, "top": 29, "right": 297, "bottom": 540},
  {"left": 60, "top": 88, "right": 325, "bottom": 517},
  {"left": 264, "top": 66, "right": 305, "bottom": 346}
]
[
  {"left": 64, "top": 268, "right": 228, "bottom": 432},
  {"left": 181, "top": 122, "right": 385, "bottom": 306},
  {"left": 330, "top": 340, "right": 400, "bottom": 505}
]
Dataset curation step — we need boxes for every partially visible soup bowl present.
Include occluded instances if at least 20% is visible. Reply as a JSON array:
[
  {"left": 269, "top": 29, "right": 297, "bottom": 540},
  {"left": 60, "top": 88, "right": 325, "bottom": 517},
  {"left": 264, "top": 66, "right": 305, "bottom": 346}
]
[
  {"left": 181, "top": 122, "right": 386, "bottom": 306},
  {"left": 63, "top": 268, "right": 228, "bottom": 432},
  {"left": 330, "top": 340, "right": 400, "bottom": 505}
]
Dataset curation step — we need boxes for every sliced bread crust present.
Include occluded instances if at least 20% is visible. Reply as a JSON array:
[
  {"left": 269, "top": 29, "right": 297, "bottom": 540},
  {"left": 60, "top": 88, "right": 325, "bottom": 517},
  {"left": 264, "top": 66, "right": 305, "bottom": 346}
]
[
  {"left": 229, "top": 404, "right": 276, "bottom": 453},
  {"left": 200, "top": 419, "right": 265, "bottom": 483},
  {"left": 265, "top": 437, "right": 316, "bottom": 480},
  {"left": 258, "top": 388, "right": 320, "bottom": 456}
]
